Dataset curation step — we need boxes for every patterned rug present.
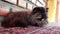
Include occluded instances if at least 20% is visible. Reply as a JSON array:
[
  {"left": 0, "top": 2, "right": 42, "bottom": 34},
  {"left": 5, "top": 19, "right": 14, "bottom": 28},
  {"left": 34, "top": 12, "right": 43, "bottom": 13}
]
[{"left": 0, "top": 26, "right": 60, "bottom": 34}]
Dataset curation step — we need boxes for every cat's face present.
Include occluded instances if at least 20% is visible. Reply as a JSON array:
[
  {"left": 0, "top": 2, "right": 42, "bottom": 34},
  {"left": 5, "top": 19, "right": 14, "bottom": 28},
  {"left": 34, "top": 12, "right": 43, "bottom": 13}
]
[
  {"left": 29, "top": 7, "right": 48, "bottom": 27},
  {"left": 30, "top": 12, "right": 42, "bottom": 23},
  {"left": 30, "top": 12, "right": 48, "bottom": 27}
]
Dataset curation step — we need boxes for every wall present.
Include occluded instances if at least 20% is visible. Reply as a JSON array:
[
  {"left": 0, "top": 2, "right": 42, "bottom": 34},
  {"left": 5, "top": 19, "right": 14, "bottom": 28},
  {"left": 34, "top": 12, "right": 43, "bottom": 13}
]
[{"left": 47, "top": 0, "right": 57, "bottom": 23}]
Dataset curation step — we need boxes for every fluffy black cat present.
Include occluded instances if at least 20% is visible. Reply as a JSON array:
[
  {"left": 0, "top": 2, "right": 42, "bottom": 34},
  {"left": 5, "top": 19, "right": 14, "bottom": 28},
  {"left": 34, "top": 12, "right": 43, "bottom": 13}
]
[{"left": 1, "top": 7, "right": 48, "bottom": 28}]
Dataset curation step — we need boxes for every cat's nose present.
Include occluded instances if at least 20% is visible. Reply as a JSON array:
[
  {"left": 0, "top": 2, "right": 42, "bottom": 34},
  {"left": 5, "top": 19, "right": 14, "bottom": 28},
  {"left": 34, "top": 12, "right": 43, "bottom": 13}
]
[{"left": 36, "top": 18, "right": 42, "bottom": 21}]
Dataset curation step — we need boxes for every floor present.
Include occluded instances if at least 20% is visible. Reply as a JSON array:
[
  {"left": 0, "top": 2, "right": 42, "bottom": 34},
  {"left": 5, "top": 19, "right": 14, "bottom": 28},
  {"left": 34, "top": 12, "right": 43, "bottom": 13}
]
[{"left": 0, "top": 23, "right": 60, "bottom": 34}]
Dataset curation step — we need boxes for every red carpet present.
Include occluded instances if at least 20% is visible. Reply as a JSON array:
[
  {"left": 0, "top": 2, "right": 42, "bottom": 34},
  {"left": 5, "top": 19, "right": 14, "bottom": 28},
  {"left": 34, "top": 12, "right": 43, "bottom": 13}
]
[{"left": 0, "top": 26, "right": 60, "bottom": 34}]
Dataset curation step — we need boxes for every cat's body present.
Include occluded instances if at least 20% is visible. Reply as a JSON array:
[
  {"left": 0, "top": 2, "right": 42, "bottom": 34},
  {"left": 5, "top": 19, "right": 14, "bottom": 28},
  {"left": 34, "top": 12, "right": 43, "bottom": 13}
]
[{"left": 1, "top": 7, "right": 48, "bottom": 28}]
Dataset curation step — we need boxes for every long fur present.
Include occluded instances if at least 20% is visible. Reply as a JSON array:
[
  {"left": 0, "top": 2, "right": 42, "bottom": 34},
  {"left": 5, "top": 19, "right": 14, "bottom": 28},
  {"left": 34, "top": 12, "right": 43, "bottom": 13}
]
[{"left": 1, "top": 7, "right": 48, "bottom": 28}]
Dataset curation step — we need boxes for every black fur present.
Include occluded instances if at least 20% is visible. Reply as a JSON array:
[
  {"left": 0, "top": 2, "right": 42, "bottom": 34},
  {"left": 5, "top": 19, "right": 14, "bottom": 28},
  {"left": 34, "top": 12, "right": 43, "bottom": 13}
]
[{"left": 1, "top": 7, "right": 48, "bottom": 28}]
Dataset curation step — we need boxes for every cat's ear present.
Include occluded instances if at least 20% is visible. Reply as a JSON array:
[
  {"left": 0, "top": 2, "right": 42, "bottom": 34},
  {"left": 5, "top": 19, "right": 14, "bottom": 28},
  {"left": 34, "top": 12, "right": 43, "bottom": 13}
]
[{"left": 46, "top": 8, "right": 49, "bottom": 12}]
